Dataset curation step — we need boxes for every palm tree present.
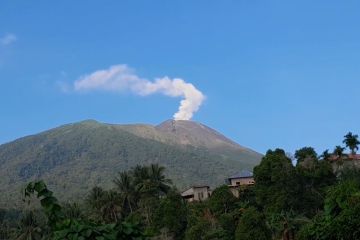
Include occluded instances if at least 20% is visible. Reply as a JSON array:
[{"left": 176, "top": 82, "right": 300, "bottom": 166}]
[
  {"left": 129, "top": 164, "right": 172, "bottom": 196},
  {"left": 333, "top": 146, "right": 346, "bottom": 159},
  {"left": 320, "top": 149, "right": 331, "bottom": 161},
  {"left": 132, "top": 165, "right": 150, "bottom": 186},
  {"left": 343, "top": 132, "right": 360, "bottom": 155},
  {"left": 114, "top": 171, "right": 137, "bottom": 214},
  {"left": 63, "top": 202, "right": 83, "bottom": 220},
  {"left": 100, "top": 190, "right": 122, "bottom": 223},
  {"left": 131, "top": 164, "right": 172, "bottom": 225},
  {"left": 86, "top": 186, "right": 105, "bottom": 212},
  {"left": 333, "top": 146, "right": 347, "bottom": 173},
  {"left": 148, "top": 164, "right": 172, "bottom": 196}
]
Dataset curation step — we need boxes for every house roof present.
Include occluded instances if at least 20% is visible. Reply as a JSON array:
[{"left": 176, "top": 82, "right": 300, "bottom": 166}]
[
  {"left": 228, "top": 170, "right": 253, "bottom": 180},
  {"left": 328, "top": 154, "right": 360, "bottom": 161}
]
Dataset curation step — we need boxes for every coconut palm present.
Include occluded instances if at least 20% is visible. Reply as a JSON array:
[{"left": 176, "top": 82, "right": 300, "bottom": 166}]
[
  {"left": 100, "top": 190, "right": 122, "bottom": 223},
  {"left": 114, "top": 171, "right": 137, "bottom": 214},
  {"left": 132, "top": 164, "right": 172, "bottom": 196},
  {"left": 63, "top": 202, "right": 83, "bottom": 220},
  {"left": 149, "top": 164, "right": 172, "bottom": 194},
  {"left": 333, "top": 146, "right": 346, "bottom": 159},
  {"left": 132, "top": 165, "right": 150, "bottom": 187},
  {"left": 333, "top": 146, "right": 347, "bottom": 173},
  {"left": 131, "top": 164, "right": 172, "bottom": 225},
  {"left": 320, "top": 149, "right": 331, "bottom": 161},
  {"left": 343, "top": 132, "right": 360, "bottom": 155},
  {"left": 86, "top": 186, "right": 105, "bottom": 212}
]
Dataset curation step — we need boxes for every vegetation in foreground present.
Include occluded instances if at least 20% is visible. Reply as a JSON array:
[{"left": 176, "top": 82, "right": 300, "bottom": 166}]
[{"left": 0, "top": 132, "right": 360, "bottom": 240}]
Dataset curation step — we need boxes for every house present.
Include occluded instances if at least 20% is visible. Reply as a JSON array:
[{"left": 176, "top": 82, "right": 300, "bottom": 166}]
[
  {"left": 226, "top": 170, "right": 255, "bottom": 198},
  {"left": 181, "top": 186, "right": 211, "bottom": 202},
  {"left": 328, "top": 154, "right": 360, "bottom": 172}
]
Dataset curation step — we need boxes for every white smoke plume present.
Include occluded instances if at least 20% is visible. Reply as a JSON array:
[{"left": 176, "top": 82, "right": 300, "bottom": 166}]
[{"left": 74, "top": 64, "right": 205, "bottom": 120}]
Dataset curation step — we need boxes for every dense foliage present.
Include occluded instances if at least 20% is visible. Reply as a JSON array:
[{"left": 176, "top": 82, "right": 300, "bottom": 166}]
[{"left": 0, "top": 132, "right": 359, "bottom": 239}]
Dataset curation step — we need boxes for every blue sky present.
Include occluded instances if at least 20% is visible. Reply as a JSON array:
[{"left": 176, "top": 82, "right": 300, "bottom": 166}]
[{"left": 1, "top": 1, "right": 359, "bottom": 154}]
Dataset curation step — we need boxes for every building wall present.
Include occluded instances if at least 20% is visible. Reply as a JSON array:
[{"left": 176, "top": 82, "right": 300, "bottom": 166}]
[
  {"left": 230, "top": 177, "right": 254, "bottom": 186},
  {"left": 331, "top": 159, "right": 360, "bottom": 172},
  {"left": 229, "top": 187, "right": 240, "bottom": 198},
  {"left": 193, "top": 187, "right": 210, "bottom": 201},
  {"left": 182, "top": 187, "right": 210, "bottom": 202}
]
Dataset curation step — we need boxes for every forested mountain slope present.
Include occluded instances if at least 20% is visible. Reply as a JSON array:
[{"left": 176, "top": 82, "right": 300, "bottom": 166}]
[{"left": 0, "top": 120, "right": 262, "bottom": 207}]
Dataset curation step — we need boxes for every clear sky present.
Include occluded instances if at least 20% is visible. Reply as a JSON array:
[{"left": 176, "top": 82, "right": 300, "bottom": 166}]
[{"left": 1, "top": 1, "right": 359, "bottom": 154}]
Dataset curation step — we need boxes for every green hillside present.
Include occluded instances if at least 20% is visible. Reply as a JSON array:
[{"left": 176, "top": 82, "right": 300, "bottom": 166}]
[{"left": 0, "top": 120, "right": 262, "bottom": 207}]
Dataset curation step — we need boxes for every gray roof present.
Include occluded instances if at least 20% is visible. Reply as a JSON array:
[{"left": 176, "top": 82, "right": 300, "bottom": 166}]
[{"left": 228, "top": 170, "right": 253, "bottom": 179}]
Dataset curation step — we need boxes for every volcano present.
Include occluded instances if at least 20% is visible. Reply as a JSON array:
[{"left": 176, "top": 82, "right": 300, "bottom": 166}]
[{"left": 0, "top": 119, "right": 262, "bottom": 207}]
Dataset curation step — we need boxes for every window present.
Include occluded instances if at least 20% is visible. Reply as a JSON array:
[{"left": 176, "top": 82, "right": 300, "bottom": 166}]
[{"left": 236, "top": 182, "right": 241, "bottom": 185}]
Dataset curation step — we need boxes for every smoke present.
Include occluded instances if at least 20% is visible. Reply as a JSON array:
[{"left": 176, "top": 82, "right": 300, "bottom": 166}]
[{"left": 74, "top": 64, "right": 205, "bottom": 120}]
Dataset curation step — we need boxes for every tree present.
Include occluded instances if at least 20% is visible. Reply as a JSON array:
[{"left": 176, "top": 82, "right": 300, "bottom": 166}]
[
  {"left": 320, "top": 150, "right": 330, "bottom": 161},
  {"left": 208, "top": 185, "right": 237, "bottom": 217},
  {"left": 254, "top": 149, "right": 301, "bottom": 214},
  {"left": 86, "top": 186, "right": 105, "bottom": 210},
  {"left": 295, "top": 147, "right": 318, "bottom": 168},
  {"left": 130, "top": 164, "right": 172, "bottom": 227},
  {"left": 185, "top": 218, "right": 213, "bottom": 240},
  {"left": 24, "top": 180, "right": 147, "bottom": 240},
  {"left": 63, "top": 202, "right": 83, "bottom": 220},
  {"left": 133, "top": 165, "right": 150, "bottom": 188},
  {"left": 298, "top": 180, "right": 360, "bottom": 240},
  {"left": 343, "top": 132, "right": 360, "bottom": 155},
  {"left": 338, "top": 167, "right": 360, "bottom": 185},
  {"left": 147, "top": 164, "right": 172, "bottom": 196},
  {"left": 267, "top": 210, "right": 309, "bottom": 240},
  {"left": 296, "top": 151, "right": 336, "bottom": 217},
  {"left": 132, "top": 164, "right": 172, "bottom": 197},
  {"left": 333, "top": 145, "right": 346, "bottom": 159},
  {"left": 86, "top": 186, "right": 105, "bottom": 219},
  {"left": 333, "top": 146, "right": 347, "bottom": 172},
  {"left": 154, "top": 189, "right": 187, "bottom": 239},
  {"left": 185, "top": 204, "right": 226, "bottom": 240},
  {"left": 99, "top": 190, "right": 122, "bottom": 223},
  {"left": 86, "top": 187, "right": 123, "bottom": 223},
  {"left": 235, "top": 207, "right": 271, "bottom": 240},
  {"left": 114, "top": 171, "right": 137, "bottom": 214}
]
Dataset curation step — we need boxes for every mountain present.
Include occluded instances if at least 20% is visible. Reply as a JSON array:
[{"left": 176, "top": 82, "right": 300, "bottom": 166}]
[
  {"left": 156, "top": 120, "right": 260, "bottom": 160},
  {"left": 0, "top": 120, "right": 262, "bottom": 207}
]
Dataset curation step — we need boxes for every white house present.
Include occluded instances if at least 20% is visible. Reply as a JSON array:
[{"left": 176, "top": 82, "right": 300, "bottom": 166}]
[
  {"left": 181, "top": 186, "right": 211, "bottom": 202},
  {"left": 226, "top": 170, "right": 255, "bottom": 197}
]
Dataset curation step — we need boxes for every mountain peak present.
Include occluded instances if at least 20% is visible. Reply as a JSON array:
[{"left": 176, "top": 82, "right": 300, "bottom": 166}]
[
  {"left": 155, "top": 119, "right": 249, "bottom": 151},
  {"left": 156, "top": 119, "right": 200, "bottom": 133},
  {"left": 78, "top": 119, "right": 100, "bottom": 125}
]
